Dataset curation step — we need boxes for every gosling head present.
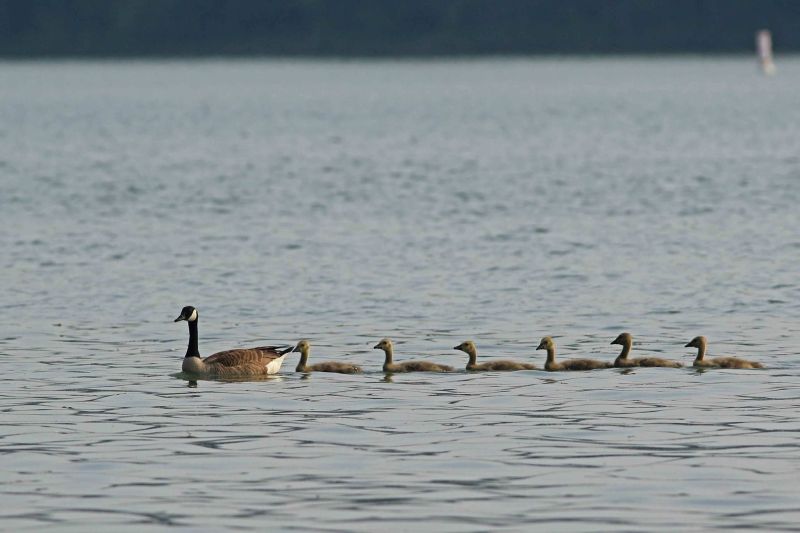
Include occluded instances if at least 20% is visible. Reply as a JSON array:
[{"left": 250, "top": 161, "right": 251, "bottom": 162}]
[
  {"left": 373, "top": 338, "right": 393, "bottom": 351},
  {"left": 536, "top": 336, "right": 554, "bottom": 351},
  {"left": 453, "top": 340, "right": 476, "bottom": 353},
  {"left": 685, "top": 336, "right": 706, "bottom": 348},
  {"left": 174, "top": 305, "right": 198, "bottom": 322},
  {"left": 292, "top": 339, "right": 310, "bottom": 353},
  {"left": 611, "top": 332, "right": 632, "bottom": 346}
]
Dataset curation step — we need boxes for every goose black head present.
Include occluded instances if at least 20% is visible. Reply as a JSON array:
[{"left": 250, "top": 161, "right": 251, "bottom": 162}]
[{"left": 174, "top": 306, "right": 198, "bottom": 322}]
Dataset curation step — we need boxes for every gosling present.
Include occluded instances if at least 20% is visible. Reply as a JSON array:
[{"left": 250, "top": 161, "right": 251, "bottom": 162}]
[
  {"left": 536, "top": 336, "right": 612, "bottom": 371},
  {"left": 454, "top": 340, "right": 537, "bottom": 371},
  {"left": 611, "top": 332, "right": 682, "bottom": 368},
  {"left": 685, "top": 336, "right": 764, "bottom": 369},
  {"left": 293, "top": 340, "right": 362, "bottom": 374},
  {"left": 374, "top": 338, "right": 454, "bottom": 373}
]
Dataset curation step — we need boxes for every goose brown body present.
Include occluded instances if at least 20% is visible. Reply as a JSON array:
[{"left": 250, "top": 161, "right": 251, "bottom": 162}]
[
  {"left": 374, "top": 338, "right": 454, "bottom": 373},
  {"left": 536, "top": 336, "right": 612, "bottom": 371},
  {"left": 611, "top": 332, "right": 682, "bottom": 368},
  {"left": 182, "top": 346, "right": 290, "bottom": 377},
  {"left": 292, "top": 340, "right": 362, "bottom": 374},
  {"left": 686, "top": 336, "right": 764, "bottom": 369},
  {"left": 454, "top": 341, "right": 537, "bottom": 371},
  {"left": 175, "top": 306, "right": 289, "bottom": 377}
]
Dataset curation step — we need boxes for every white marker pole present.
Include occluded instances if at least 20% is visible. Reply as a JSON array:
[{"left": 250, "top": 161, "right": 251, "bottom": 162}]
[{"left": 756, "top": 29, "right": 776, "bottom": 76}]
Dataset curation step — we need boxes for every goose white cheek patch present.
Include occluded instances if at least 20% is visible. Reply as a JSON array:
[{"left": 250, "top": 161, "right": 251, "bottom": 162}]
[{"left": 188, "top": 309, "right": 198, "bottom": 321}]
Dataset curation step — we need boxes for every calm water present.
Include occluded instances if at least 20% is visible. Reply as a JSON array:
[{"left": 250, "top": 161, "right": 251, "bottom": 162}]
[{"left": 2, "top": 58, "right": 800, "bottom": 531}]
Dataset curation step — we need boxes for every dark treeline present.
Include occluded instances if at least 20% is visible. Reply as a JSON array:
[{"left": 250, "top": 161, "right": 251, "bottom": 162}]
[{"left": 1, "top": 0, "right": 799, "bottom": 57}]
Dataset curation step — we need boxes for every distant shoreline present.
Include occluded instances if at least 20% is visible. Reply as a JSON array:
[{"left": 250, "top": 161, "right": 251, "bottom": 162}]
[
  {"left": 4, "top": 1, "right": 798, "bottom": 63},
  {"left": 1, "top": 52, "right": 795, "bottom": 62}
]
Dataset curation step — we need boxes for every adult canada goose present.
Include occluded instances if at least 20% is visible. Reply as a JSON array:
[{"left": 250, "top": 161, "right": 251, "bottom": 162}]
[
  {"left": 174, "top": 306, "right": 291, "bottom": 377},
  {"left": 454, "top": 340, "right": 537, "bottom": 371},
  {"left": 611, "top": 332, "right": 682, "bottom": 368},
  {"left": 373, "top": 338, "right": 454, "bottom": 373},
  {"left": 685, "top": 336, "right": 764, "bottom": 369},
  {"left": 292, "top": 340, "right": 362, "bottom": 374},
  {"left": 536, "top": 336, "right": 612, "bottom": 371}
]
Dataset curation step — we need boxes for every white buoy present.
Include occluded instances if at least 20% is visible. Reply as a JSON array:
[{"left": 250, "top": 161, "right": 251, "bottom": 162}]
[{"left": 756, "top": 29, "right": 776, "bottom": 75}]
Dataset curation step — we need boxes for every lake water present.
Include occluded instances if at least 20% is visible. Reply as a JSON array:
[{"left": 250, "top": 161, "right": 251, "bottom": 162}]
[{"left": 2, "top": 58, "right": 799, "bottom": 531}]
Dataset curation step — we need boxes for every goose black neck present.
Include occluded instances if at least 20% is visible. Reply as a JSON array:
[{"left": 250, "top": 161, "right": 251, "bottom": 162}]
[{"left": 185, "top": 320, "right": 200, "bottom": 358}]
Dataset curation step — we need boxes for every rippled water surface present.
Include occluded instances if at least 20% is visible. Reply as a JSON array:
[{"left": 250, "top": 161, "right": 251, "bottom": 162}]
[{"left": 2, "top": 58, "right": 800, "bottom": 531}]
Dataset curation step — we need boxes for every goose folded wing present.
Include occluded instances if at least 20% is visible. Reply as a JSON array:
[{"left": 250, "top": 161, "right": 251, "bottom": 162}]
[
  {"left": 253, "top": 345, "right": 291, "bottom": 354},
  {"left": 204, "top": 348, "right": 281, "bottom": 366}
]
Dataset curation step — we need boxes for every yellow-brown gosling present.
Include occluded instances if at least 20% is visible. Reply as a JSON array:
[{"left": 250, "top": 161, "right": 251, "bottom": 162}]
[
  {"left": 611, "top": 332, "right": 682, "bottom": 368},
  {"left": 174, "top": 306, "right": 291, "bottom": 377},
  {"left": 685, "top": 336, "right": 764, "bottom": 369},
  {"left": 292, "top": 340, "right": 362, "bottom": 374},
  {"left": 454, "top": 340, "right": 537, "bottom": 371},
  {"left": 536, "top": 336, "right": 612, "bottom": 371},
  {"left": 373, "top": 338, "right": 454, "bottom": 373}
]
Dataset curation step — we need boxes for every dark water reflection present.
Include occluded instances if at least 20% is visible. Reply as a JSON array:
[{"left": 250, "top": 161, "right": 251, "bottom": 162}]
[{"left": 2, "top": 58, "right": 800, "bottom": 530}]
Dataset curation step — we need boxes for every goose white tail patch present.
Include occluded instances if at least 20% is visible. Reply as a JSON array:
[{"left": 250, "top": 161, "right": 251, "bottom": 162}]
[
  {"left": 188, "top": 309, "right": 198, "bottom": 322},
  {"left": 266, "top": 354, "right": 286, "bottom": 374}
]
